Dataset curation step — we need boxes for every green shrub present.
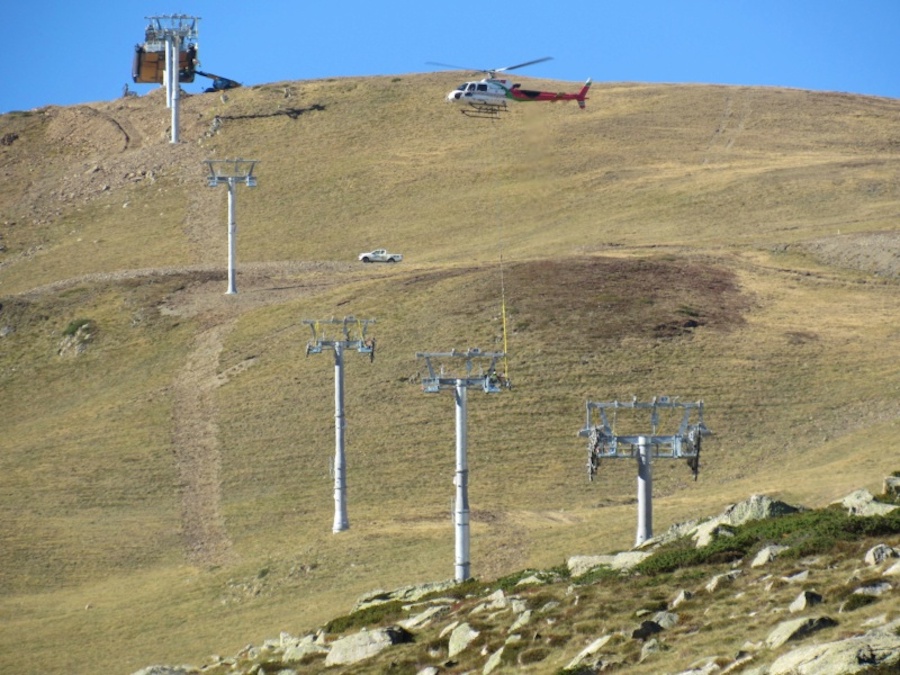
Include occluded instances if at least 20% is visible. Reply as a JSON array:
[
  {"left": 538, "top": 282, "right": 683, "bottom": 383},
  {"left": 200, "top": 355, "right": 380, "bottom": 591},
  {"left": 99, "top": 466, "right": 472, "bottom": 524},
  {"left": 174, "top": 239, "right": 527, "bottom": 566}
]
[
  {"left": 62, "top": 318, "right": 92, "bottom": 336},
  {"left": 324, "top": 599, "right": 405, "bottom": 634}
]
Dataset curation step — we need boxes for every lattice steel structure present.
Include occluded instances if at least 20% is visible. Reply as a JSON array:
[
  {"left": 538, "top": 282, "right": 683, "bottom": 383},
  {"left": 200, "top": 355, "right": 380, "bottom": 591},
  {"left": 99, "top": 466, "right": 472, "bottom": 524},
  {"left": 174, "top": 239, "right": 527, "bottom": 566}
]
[
  {"left": 305, "top": 317, "right": 376, "bottom": 533},
  {"left": 578, "top": 396, "right": 711, "bottom": 546},
  {"left": 204, "top": 159, "right": 258, "bottom": 294},
  {"left": 415, "top": 349, "right": 508, "bottom": 581}
]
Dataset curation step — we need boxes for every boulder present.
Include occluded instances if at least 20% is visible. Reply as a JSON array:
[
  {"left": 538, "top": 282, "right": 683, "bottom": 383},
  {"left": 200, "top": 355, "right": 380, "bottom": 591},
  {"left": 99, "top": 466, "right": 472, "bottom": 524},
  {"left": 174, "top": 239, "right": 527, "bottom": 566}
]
[
  {"left": 401, "top": 604, "right": 450, "bottom": 630},
  {"left": 565, "top": 634, "right": 614, "bottom": 670},
  {"left": 705, "top": 569, "right": 742, "bottom": 593},
  {"left": 833, "top": 488, "right": 898, "bottom": 516},
  {"left": 670, "top": 589, "right": 693, "bottom": 609},
  {"left": 324, "top": 626, "right": 413, "bottom": 666},
  {"left": 448, "top": 622, "right": 480, "bottom": 658},
  {"left": 752, "top": 544, "right": 790, "bottom": 568},
  {"left": 789, "top": 590, "right": 823, "bottom": 613},
  {"left": 483, "top": 645, "right": 505, "bottom": 674},
  {"left": 864, "top": 543, "right": 900, "bottom": 566},
  {"left": 768, "top": 628, "right": 900, "bottom": 674},
  {"left": 765, "top": 616, "right": 838, "bottom": 649},
  {"left": 567, "top": 551, "right": 651, "bottom": 577}
]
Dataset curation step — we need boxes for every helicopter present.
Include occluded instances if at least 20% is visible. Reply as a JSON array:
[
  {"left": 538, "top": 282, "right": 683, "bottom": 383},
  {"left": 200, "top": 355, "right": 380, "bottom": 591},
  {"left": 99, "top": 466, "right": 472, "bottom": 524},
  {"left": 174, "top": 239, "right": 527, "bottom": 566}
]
[{"left": 428, "top": 57, "right": 590, "bottom": 118}]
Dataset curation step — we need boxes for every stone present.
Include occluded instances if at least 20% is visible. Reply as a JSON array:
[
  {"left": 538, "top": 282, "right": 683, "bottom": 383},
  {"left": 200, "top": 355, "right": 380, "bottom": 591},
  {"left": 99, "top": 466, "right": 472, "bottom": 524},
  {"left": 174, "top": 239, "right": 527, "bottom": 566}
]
[
  {"left": 509, "top": 609, "right": 531, "bottom": 632},
  {"left": 448, "top": 622, "right": 480, "bottom": 658},
  {"left": 706, "top": 570, "right": 742, "bottom": 592},
  {"left": 752, "top": 544, "right": 790, "bottom": 568},
  {"left": 670, "top": 589, "right": 693, "bottom": 609},
  {"left": 567, "top": 551, "right": 651, "bottom": 577},
  {"left": 765, "top": 616, "right": 839, "bottom": 650},
  {"left": 483, "top": 645, "right": 504, "bottom": 674},
  {"left": 401, "top": 604, "right": 450, "bottom": 630},
  {"left": 864, "top": 544, "right": 900, "bottom": 566},
  {"left": 324, "top": 626, "right": 413, "bottom": 666},
  {"left": 565, "top": 634, "right": 613, "bottom": 670},
  {"left": 853, "top": 581, "right": 892, "bottom": 596},
  {"left": 789, "top": 590, "right": 823, "bottom": 613},
  {"left": 833, "top": 488, "right": 898, "bottom": 516},
  {"left": 884, "top": 475, "right": 900, "bottom": 498},
  {"left": 131, "top": 668, "right": 195, "bottom": 675},
  {"left": 652, "top": 611, "right": 679, "bottom": 629},
  {"left": 768, "top": 628, "right": 900, "bottom": 674},
  {"left": 632, "top": 620, "right": 663, "bottom": 641}
]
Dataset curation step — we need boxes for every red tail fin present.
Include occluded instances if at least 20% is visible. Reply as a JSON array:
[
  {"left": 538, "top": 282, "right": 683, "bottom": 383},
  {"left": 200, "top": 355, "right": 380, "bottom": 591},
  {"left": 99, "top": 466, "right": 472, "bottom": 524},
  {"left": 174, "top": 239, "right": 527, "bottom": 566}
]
[{"left": 577, "top": 78, "right": 592, "bottom": 109}]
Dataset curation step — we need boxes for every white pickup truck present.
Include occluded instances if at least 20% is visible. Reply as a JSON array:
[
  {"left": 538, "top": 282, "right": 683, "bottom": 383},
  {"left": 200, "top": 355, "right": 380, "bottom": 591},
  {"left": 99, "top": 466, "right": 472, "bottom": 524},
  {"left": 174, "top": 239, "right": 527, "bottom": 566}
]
[{"left": 358, "top": 248, "right": 403, "bottom": 263}]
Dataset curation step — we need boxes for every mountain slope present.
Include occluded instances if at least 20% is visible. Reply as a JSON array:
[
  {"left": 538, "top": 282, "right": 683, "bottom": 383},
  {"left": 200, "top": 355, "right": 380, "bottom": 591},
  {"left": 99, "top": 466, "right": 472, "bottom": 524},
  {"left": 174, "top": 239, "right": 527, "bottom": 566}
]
[{"left": 0, "top": 73, "right": 898, "bottom": 674}]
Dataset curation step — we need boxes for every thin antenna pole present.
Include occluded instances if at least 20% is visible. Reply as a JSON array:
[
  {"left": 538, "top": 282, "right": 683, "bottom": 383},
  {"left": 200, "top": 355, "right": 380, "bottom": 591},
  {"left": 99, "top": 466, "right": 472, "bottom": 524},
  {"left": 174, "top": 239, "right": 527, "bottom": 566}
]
[
  {"left": 333, "top": 343, "right": 349, "bottom": 532},
  {"left": 454, "top": 380, "right": 470, "bottom": 581}
]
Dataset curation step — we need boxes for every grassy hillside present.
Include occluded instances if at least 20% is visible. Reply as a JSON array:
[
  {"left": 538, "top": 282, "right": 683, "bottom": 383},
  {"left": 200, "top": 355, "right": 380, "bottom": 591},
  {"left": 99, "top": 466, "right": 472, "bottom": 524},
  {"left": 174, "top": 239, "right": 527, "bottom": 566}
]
[{"left": 0, "top": 72, "right": 898, "bottom": 674}]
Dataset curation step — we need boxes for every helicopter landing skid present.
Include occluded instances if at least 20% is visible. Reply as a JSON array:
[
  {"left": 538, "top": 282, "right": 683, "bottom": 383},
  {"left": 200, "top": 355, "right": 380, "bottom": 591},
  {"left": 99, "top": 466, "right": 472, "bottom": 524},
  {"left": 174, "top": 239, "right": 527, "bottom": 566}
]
[{"left": 460, "top": 102, "right": 507, "bottom": 119}]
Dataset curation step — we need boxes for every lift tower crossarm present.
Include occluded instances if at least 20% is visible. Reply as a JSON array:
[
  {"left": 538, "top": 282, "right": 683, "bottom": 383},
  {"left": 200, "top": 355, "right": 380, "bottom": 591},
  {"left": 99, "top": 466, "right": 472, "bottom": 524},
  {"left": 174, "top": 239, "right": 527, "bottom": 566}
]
[{"left": 577, "top": 396, "right": 712, "bottom": 547}]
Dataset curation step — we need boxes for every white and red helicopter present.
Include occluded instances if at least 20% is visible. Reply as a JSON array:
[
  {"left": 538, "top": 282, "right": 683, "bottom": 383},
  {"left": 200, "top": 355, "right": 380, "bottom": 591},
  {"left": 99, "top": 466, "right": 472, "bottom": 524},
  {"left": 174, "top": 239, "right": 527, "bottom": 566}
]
[{"left": 428, "top": 57, "right": 590, "bottom": 117}]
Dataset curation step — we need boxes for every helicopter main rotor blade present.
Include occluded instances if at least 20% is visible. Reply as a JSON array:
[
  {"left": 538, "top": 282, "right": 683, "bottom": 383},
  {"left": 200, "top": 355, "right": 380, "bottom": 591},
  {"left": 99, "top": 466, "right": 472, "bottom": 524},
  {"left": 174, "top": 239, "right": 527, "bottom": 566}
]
[
  {"left": 495, "top": 56, "right": 553, "bottom": 73},
  {"left": 426, "top": 61, "right": 481, "bottom": 72}
]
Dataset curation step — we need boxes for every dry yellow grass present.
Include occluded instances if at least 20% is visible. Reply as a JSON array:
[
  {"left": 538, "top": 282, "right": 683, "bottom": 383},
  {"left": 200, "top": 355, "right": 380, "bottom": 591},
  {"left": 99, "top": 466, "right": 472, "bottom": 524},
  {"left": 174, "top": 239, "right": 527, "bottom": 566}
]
[{"left": 0, "top": 73, "right": 898, "bottom": 674}]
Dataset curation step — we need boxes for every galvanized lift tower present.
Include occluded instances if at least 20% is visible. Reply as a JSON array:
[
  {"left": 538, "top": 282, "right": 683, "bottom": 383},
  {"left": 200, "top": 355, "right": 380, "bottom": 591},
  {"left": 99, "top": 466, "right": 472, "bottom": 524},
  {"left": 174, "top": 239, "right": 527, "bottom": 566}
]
[
  {"left": 305, "top": 317, "right": 376, "bottom": 533},
  {"left": 204, "top": 159, "right": 258, "bottom": 295},
  {"left": 578, "top": 397, "right": 711, "bottom": 547},
  {"left": 416, "top": 349, "right": 508, "bottom": 582},
  {"left": 142, "top": 15, "right": 199, "bottom": 144}
]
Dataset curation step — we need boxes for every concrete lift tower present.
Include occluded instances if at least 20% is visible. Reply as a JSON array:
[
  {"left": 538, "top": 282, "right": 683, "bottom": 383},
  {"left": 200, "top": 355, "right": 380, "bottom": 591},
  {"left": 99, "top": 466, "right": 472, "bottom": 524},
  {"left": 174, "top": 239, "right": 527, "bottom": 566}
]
[
  {"left": 305, "top": 317, "right": 376, "bottom": 533},
  {"left": 577, "top": 397, "right": 711, "bottom": 547},
  {"left": 416, "top": 349, "right": 508, "bottom": 582},
  {"left": 203, "top": 159, "right": 258, "bottom": 295},
  {"left": 141, "top": 15, "right": 199, "bottom": 144}
]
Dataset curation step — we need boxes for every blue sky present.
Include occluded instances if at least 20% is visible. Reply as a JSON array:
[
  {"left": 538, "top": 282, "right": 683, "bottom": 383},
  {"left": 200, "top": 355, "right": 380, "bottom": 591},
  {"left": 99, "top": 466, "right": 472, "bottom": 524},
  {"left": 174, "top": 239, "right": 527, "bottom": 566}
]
[{"left": 2, "top": 1, "right": 898, "bottom": 113}]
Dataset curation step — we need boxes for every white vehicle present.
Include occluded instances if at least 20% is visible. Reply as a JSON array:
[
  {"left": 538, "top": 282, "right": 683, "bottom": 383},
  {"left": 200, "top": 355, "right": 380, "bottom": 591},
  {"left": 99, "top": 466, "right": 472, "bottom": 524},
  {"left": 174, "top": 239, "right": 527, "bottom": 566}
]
[{"left": 358, "top": 248, "right": 403, "bottom": 263}]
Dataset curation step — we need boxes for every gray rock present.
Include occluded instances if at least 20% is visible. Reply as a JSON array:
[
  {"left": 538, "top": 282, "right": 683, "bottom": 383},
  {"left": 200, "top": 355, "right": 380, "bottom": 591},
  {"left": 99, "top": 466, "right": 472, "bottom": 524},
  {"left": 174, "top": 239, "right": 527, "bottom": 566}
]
[
  {"left": 765, "top": 616, "right": 838, "bottom": 649},
  {"left": 400, "top": 603, "right": 450, "bottom": 630},
  {"left": 752, "top": 544, "right": 790, "bottom": 568},
  {"left": 864, "top": 543, "right": 900, "bottom": 566},
  {"left": 483, "top": 645, "right": 505, "bottom": 674},
  {"left": 652, "top": 611, "right": 679, "bottom": 629},
  {"left": 789, "top": 590, "right": 823, "bottom": 613},
  {"left": 768, "top": 628, "right": 900, "bottom": 674},
  {"left": 509, "top": 609, "right": 531, "bottom": 632},
  {"left": 567, "top": 551, "right": 651, "bottom": 577},
  {"left": 324, "top": 626, "right": 412, "bottom": 666},
  {"left": 354, "top": 580, "right": 457, "bottom": 611},
  {"left": 416, "top": 668, "right": 440, "bottom": 675},
  {"left": 131, "top": 668, "right": 196, "bottom": 675},
  {"left": 833, "top": 488, "right": 898, "bottom": 516},
  {"left": 565, "top": 634, "right": 614, "bottom": 670},
  {"left": 706, "top": 569, "right": 742, "bottom": 592},
  {"left": 884, "top": 475, "right": 900, "bottom": 498},
  {"left": 670, "top": 589, "right": 693, "bottom": 609},
  {"left": 448, "top": 622, "right": 480, "bottom": 658},
  {"left": 853, "top": 581, "right": 892, "bottom": 596}
]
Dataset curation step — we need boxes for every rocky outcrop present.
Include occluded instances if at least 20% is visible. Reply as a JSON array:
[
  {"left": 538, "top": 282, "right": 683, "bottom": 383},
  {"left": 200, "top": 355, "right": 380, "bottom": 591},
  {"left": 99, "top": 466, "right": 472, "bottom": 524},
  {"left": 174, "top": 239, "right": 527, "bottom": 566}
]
[
  {"left": 131, "top": 481, "right": 900, "bottom": 675},
  {"left": 324, "top": 625, "right": 412, "bottom": 666}
]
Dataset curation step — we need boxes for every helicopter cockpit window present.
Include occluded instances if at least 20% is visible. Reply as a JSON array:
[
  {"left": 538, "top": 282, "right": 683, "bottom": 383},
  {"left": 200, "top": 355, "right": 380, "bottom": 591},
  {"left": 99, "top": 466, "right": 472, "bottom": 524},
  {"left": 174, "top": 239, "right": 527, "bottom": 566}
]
[{"left": 476, "top": 84, "right": 488, "bottom": 91}]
